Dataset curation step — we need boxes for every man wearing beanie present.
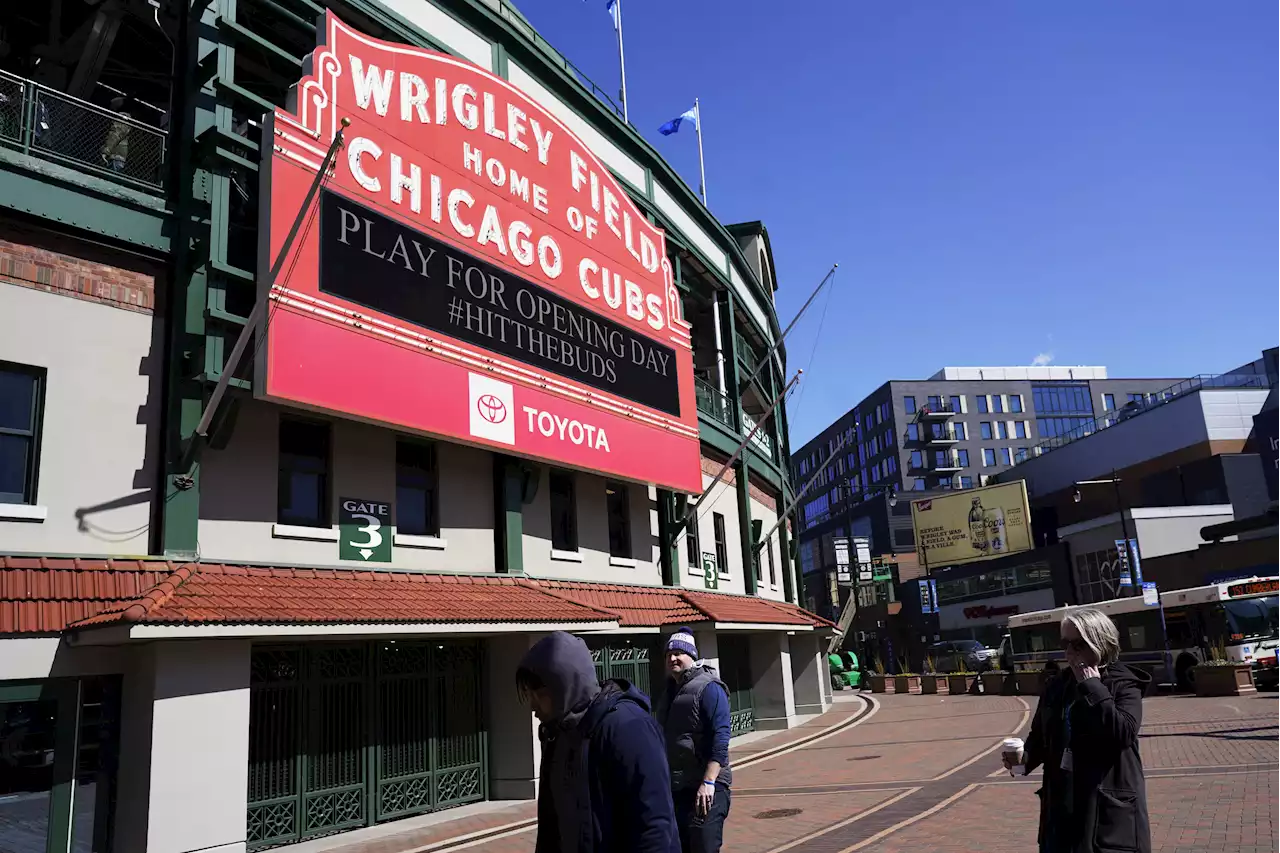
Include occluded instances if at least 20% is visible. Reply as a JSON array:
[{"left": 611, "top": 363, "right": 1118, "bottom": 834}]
[
  {"left": 515, "top": 631, "right": 678, "bottom": 853},
  {"left": 657, "top": 627, "right": 733, "bottom": 853}
]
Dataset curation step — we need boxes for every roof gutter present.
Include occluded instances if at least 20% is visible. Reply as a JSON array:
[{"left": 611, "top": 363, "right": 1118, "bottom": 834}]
[{"left": 83, "top": 619, "right": 622, "bottom": 641}]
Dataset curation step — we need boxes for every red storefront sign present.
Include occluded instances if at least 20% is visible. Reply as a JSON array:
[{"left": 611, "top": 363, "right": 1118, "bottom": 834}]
[{"left": 257, "top": 13, "right": 701, "bottom": 492}]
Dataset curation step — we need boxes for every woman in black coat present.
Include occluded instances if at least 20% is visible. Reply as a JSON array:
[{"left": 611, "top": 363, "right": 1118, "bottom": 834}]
[{"left": 1005, "top": 607, "right": 1152, "bottom": 853}]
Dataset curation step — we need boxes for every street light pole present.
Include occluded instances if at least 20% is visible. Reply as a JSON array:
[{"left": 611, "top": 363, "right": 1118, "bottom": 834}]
[{"left": 1074, "top": 471, "right": 1134, "bottom": 597}]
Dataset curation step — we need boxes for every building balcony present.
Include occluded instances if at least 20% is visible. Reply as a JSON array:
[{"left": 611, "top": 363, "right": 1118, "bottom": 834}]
[
  {"left": 916, "top": 402, "right": 957, "bottom": 420},
  {"left": 932, "top": 452, "right": 963, "bottom": 472},
  {"left": 695, "top": 377, "right": 736, "bottom": 432},
  {"left": 734, "top": 330, "right": 760, "bottom": 376},
  {"left": 0, "top": 70, "right": 167, "bottom": 194},
  {"left": 925, "top": 425, "right": 960, "bottom": 445}
]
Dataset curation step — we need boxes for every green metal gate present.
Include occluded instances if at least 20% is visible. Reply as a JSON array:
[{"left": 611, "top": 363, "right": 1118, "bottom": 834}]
[
  {"left": 587, "top": 636, "right": 661, "bottom": 701},
  {"left": 246, "top": 641, "right": 486, "bottom": 850},
  {"left": 717, "top": 637, "right": 756, "bottom": 736}
]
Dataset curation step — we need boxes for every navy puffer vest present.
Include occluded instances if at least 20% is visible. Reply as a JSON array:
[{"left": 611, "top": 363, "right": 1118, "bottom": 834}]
[{"left": 658, "top": 665, "right": 732, "bottom": 791}]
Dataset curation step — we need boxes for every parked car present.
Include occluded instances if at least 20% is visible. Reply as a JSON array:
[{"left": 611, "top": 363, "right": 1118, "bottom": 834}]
[
  {"left": 828, "top": 651, "right": 862, "bottom": 689},
  {"left": 927, "top": 640, "right": 998, "bottom": 673}
]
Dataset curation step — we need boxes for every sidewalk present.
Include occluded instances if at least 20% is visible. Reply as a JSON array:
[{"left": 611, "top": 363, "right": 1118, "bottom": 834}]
[
  {"left": 290, "top": 690, "right": 1278, "bottom": 853},
  {"left": 288, "top": 693, "right": 873, "bottom": 853}
]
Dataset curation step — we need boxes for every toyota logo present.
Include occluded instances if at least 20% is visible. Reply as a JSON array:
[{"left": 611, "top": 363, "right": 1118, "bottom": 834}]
[{"left": 477, "top": 394, "right": 507, "bottom": 424}]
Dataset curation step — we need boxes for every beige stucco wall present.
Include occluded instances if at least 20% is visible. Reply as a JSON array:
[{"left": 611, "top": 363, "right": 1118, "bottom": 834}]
[
  {"left": 0, "top": 284, "right": 161, "bottom": 555},
  {"left": 678, "top": 470, "right": 747, "bottom": 595},
  {"left": 198, "top": 398, "right": 496, "bottom": 571},
  {"left": 521, "top": 464, "right": 662, "bottom": 584}
]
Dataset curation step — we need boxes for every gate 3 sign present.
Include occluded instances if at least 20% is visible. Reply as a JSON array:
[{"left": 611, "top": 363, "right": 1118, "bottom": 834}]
[
  {"left": 339, "top": 497, "right": 392, "bottom": 563},
  {"left": 256, "top": 13, "right": 702, "bottom": 493}
]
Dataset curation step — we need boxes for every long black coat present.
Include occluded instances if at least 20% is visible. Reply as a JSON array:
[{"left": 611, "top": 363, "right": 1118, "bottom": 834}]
[{"left": 1023, "top": 663, "right": 1152, "bottom": 853}]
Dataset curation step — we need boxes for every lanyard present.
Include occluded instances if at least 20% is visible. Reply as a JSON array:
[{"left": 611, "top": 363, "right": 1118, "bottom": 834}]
[{"left": 1062, "top": 697, "right": 1078, "bottom": 747}]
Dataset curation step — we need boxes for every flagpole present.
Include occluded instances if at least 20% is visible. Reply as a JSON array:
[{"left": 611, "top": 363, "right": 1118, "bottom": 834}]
[
  {"left": 694, "top": 97, "right": 707, "bottom": 204},
  {"left": 614, "top": 0, "right": 628, "bottom": 122}
]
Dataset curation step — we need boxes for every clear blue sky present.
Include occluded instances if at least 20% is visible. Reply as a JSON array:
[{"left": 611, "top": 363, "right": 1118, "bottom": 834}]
[{"left": 509, "top": 0, "right": 1277, "bottom": 446}]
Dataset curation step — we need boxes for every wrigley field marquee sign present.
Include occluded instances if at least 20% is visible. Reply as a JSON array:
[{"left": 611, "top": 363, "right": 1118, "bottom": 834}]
[{"left": 258, "top": 13, "right": 701, "bottom": 492}]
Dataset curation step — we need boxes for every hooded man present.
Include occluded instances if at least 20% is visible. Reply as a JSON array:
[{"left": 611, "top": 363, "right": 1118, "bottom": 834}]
[
  {"left": 656, "top": 628, "right": 732, "bottom": 853},
  {"left": 516, "top": 631, "right": 679, "bottom": 853}
]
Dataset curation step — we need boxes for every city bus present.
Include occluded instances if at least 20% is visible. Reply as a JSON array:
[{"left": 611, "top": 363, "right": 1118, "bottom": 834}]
[
  {"left": 1007, "top": 576, "right": 1279, "bottom": 690},
  {"left": 1007, "top": 593, "right": 1171, "bottom": 685},
  {"left": 1161, "top": 577, "right": 1278, "bottom": 689}
]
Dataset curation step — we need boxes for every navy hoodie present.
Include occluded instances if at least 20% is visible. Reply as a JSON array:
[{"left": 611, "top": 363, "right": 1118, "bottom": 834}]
[{"left": 520, "top": 632, "right": 679, "bottom": 853}]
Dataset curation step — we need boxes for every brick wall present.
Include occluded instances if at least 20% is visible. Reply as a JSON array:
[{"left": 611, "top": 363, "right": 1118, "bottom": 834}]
[
  {"left": 0, "top": 221, "right": 157, "bottom": 314},
  {"left": 701, "top": 453, "right": 735, "bottom": 485},
  {"left": 747, "top": 476, "right": 778, "bottom": 512}
]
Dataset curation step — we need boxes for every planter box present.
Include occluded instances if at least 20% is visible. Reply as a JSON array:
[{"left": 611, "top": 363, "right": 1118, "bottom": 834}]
[
  {"left": 868, "top": 674, "right": 892, "bottom": 694},
  {"left": 980, "top": 672, "right": 1008, "bottom": 695},
  {"left": 921, "top": 675, "right": 949, "bottom": 695},
  {"left": 894, "top": 675, "right": 922, "bottom": 695},
  {"left": 1015, "top": 672, "right": 1043, "bottom": 696},
  {"left": 1193, "top": 664, "right": 1257, "bottom": 697},
  {"left": 947, "top": 674, "right": 975, "bottom": 695}
]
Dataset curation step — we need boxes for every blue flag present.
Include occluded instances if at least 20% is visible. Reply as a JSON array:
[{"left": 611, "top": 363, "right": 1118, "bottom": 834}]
[
  {"left": 659, "top": 106, "right": 698, "bottom": 136},
  {"left": 606, "top": 0, "right": 619, "bottom": 30}
]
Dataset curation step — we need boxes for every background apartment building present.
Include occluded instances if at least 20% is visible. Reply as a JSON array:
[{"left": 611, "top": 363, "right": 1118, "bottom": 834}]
[{"left": 792, "top": 365, "right": 1180, "bottom": 539}]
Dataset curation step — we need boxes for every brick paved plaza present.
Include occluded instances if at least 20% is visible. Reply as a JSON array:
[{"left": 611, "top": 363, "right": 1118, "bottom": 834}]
[{"left": 310, "top": 690, "right": 1277, "bottom": 853}]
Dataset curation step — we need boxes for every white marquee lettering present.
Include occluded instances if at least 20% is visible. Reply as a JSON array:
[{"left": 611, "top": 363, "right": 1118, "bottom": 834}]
[
  {"left": 399, "top": 72, "right": 429, "bottom": 123},
  {"left": 521, "top": 406, "right": 610, "bottom": 452},
  {"left": 347, "top": 136, "right": 382, "bottom": 192},
  {"left": 448, "top": 188, "right": 475, "bottom": 238},
  {"left": 349, "top": 56, "right": 393, "bottom": 116},
  {"left": 452, "top": 83, "right": 479, "bottom": 129},
  {"left": 390, "top": 153, "right": 421, "bottom": 213}
]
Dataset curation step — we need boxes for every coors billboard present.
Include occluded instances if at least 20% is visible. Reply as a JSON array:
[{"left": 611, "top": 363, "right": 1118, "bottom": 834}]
[{"left": 257, "top": 13, "right": 701, "bottom": 492}]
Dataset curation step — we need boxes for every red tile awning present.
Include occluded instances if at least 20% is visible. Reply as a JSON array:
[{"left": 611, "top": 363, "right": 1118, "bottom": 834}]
[
  {"left": 680, "top": 590, "right": 830, "bottom": 628},
  {"left": 533, "top": 580, "right": 705, "bottom": 627},
  {"left": 0, "top": 557, "right": 834, "bottom": 636},
  {"left": 0, "top": 558, "right": 617, "bottom": 633},
  {"left": 0, "top": 557, "right": 177, "bottom": 634},
  {"left": 528, "top": 580, "right": 834, "bottom": 631}
]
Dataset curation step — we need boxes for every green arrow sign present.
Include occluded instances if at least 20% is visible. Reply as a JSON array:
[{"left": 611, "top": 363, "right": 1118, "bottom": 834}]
[{"left": 339, "top": 497, "right": 393, "bottom": 563}]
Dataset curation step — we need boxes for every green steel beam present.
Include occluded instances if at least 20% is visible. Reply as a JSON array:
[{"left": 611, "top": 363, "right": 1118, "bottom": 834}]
[
  {"left": 0, "top": 156, "right": 169, "bottom": 252},
  {"left": 656, "top": 488, "right": 679, "bottom": 587},
  {"left": 494, "top": 457, "right": 524, "bottom": 574},
  {"left": 777, "top": 508, "right": 794, "bottom": 603},
  {"left": 716, "top": 289, "right": 757, "bottom": 596},
  {"left": 160, "top": 0, "right": 224, "bottom": 557}
]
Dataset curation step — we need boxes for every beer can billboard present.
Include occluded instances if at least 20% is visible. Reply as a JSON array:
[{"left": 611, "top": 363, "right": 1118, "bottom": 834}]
[
  {"left": 910, "top": 481, "right": 1034, "bottom": 567},
  {"left": 255, "top": 13, "right": 701, "bottom": 493}
]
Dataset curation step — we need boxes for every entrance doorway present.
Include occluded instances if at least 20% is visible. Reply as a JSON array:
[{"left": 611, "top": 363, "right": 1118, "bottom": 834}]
[
  {"left": 246, "top": 641, "right": 486, "bottom": 850},
  {"left": 0, "top": 677, "right": 120, "bottom": 853},
  {"left": 717, "top": 637, "right": 756, "bottom": 736},
  {"left": 586, "top": 635, "right": 661, "bottom": 701}
]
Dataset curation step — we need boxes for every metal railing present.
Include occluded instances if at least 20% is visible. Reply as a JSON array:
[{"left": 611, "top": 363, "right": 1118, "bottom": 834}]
[
  {"left": 695, "top": 378, "right": 736, "bottom": 431},
  {"left": 1020, "top": 372, "right": 1270, "bottom": 462},
  {"left": 0, "top": 69, "right": 166, "bottom": 192},
  {"left": 915, "top": 402, "right": 957, "bottom": 419},
  {"left": 734, "top": 331, "right": 760, "bottom": 375},
  {"left": 925, "top": 424, "right": 958, "bottom": 443},
  {"left": 932, "top": 451, "right": 962, "bottom": 470},
  {"left": 497, "top": 2, "right": 630, "bottom": 124}
]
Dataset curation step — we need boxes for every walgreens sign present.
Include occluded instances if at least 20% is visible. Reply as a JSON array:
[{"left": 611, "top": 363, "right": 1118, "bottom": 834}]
[{"left": 257, "top": 13, "right": 701, "bottom": 492}]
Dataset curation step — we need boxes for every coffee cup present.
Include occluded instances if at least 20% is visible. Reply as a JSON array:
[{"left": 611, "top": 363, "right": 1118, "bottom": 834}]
[{"left": 1002, "top": 737, "right": 1024, "bottom": 775}]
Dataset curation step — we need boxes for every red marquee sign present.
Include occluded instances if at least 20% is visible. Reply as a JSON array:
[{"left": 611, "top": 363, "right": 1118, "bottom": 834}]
[{"left": 257, "top": 13, "right": 701, "bottom": 492}]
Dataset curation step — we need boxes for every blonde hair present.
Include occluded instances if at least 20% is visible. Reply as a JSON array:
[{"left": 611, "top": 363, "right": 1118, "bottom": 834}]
[{"left": 1062, "top": 608, "right": 1121, "bottom": 666}]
